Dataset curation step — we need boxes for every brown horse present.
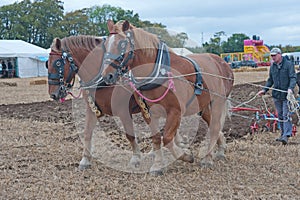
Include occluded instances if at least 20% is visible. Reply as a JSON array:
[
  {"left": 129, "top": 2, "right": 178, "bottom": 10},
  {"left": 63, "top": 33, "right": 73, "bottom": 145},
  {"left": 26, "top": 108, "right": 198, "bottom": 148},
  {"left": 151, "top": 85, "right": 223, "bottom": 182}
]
[
  {"left": 101, "top": 20, "right": 234, "bottom": 174},
  {"left": 47, "top": 35, "right": 144, "bottom": 170}
]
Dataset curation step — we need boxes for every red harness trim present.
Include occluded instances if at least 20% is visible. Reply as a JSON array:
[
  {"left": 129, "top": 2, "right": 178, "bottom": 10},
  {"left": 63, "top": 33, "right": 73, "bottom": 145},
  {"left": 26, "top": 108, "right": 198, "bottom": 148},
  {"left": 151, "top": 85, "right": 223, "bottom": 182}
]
[{"left": 49, "top": 51, "right": 61, "bottom": 56}]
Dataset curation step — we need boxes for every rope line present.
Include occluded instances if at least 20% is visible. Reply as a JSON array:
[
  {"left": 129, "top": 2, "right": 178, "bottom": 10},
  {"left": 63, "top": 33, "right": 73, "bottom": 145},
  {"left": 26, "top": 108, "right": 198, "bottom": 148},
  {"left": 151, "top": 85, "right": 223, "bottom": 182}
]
[{"left": 72, "top": 70, "right": 300, "bottom": 124}]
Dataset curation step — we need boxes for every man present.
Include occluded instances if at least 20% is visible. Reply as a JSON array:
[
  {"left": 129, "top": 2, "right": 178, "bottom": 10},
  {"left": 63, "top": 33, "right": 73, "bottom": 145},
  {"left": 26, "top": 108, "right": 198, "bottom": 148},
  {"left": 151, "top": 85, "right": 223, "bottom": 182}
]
[
  {"left": 7, "top": 59, "right": 13, "bottom": 78},
  {"left": 257, "top": 47, "right": 296, "bottom": 145},
  {"left": 1, "top": 60, "right": 7, "bottom": 78}
]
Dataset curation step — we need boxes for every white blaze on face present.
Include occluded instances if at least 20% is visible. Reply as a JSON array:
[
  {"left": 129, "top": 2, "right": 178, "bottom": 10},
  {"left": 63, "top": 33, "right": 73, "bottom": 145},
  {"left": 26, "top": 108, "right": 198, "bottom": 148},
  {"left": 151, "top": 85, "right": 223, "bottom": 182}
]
[
  {"left": 103, "top": 34, "right": 116, "bottom": 73},
  {"left": 106, "top": 34, "right": 115, "bottom": 54}
]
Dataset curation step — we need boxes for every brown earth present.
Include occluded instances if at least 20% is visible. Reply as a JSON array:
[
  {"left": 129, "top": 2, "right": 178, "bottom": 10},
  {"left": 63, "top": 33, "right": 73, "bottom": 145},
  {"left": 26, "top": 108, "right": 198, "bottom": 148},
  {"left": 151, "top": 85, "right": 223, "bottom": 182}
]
[{"left": 0, "top": 72, "right": 299, "bottom": 199}]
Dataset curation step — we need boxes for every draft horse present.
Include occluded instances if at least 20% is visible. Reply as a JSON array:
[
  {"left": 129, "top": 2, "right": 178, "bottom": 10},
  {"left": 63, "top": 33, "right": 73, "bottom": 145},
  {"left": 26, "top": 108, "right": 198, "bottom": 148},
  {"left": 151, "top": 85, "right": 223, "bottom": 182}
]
[
  {"left": 47, "top": 35, "right": 144, "bottom": 169},
  {"left": 101, "top": 20, "right": 234, "bottom": 174}
]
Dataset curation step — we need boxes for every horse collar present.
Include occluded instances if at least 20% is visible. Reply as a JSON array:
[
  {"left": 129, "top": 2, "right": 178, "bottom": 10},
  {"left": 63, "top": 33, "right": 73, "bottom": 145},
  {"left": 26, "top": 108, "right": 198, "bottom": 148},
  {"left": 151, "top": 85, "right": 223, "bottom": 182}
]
[{"left": 128, "top": 42, "right": 171, "bottom": 91}]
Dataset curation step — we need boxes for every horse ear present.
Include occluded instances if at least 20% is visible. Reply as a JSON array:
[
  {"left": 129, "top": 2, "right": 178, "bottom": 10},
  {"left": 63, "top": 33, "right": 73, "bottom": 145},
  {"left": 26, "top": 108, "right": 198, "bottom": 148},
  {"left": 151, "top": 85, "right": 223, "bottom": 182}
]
[
  {"left": 122, "top": 20, "right": 130, "bottom": 32},
  {"left": 107, "top": 19, "right": 115, "bottom": 33},
  {"left": 95, "top": 37, "right": 102, "bottom": 45},
  {"left": 51, "top": 38, "right": 61, "bottom": 51}
]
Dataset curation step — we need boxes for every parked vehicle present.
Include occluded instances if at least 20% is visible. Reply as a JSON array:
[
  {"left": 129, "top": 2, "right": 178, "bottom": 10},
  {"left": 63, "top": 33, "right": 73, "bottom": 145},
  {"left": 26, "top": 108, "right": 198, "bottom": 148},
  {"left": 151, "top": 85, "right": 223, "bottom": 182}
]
[
  {"left": 230, "top": 60, "right": 258, "bottom": 69},
  {"left": 240, "top": 60, "right": 258, "bottom": 68},
  {"left": 230, "top": 61, "right": 241, "bottom": 69}
]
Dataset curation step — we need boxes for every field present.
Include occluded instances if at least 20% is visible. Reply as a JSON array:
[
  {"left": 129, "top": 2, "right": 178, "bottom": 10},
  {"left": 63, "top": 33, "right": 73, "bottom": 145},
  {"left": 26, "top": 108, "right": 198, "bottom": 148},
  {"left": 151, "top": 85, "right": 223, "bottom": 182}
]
[{"left": 0, "top": 71, "right": 300, "bottom": 199}]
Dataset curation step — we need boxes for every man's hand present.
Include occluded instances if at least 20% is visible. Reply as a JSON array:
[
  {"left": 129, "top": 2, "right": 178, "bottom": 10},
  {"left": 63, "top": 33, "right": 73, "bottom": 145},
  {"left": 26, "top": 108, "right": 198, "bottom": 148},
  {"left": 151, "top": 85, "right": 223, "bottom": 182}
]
[
  {"left": 257, "top": 90, "right": 265, "bottom": 96},
  {"left": 288, "top": 89, "right": 293, "bottom": 94}
]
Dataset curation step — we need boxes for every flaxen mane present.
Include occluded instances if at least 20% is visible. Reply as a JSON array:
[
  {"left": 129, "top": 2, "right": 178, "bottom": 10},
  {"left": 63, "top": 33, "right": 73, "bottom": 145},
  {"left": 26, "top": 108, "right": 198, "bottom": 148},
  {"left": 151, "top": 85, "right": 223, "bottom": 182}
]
[
  {"left": 114, "top": 20, "right": 160, "bottom": 57},
  {"left": 51, "top": 35, "right": 103, "bottom": 52}
]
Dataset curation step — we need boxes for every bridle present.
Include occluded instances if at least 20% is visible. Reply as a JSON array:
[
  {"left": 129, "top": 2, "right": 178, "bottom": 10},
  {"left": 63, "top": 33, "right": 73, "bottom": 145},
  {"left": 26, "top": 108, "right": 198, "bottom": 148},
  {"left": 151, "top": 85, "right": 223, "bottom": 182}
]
[
  {"left": 103, "top": 31, "right": 134, "bottom": 84},
  {"left": 47, "top": 50, "right": 78, "bottom": 99}
]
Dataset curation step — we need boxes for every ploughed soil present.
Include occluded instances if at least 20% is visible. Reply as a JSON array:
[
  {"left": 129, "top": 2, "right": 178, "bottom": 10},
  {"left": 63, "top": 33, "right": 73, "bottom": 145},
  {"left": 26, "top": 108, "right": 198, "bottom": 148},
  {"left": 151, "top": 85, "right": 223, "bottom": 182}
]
[{"left": 0, "top": 74, "right": 299, "bottom": 199}]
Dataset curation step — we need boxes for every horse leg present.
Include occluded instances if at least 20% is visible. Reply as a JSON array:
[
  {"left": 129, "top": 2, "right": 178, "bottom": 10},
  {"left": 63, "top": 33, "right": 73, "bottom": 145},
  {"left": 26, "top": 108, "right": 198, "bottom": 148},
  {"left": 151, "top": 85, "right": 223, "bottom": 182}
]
[
  {"left": 110, "top": 90, "right": 142, "bottom": 167},
  {"left": 79, "top": 107, "right": 97, "bottom": 170},
  {"left": 215, "top": 100, "right": 229, "bottom": 160},
  {"left": 118, "top": 113, "right": 142, "bottom": 168},
  {"left": 144, "top": 119, "right": 184, "bottom": 160},
  {"left": 126, "top": 132, "right": 142, "bottom": 168},
  {"left": 163, "top": 110, "right": 194, "bottom": 163},
  {"left": 200, "top": 100, "right": 227, "bottom": 167},
  {"left": 148, "top": 116, "right": 165, "bottom": 176},
  {"left": 215, "top": 132, "right": 226, "bottom": 161}
]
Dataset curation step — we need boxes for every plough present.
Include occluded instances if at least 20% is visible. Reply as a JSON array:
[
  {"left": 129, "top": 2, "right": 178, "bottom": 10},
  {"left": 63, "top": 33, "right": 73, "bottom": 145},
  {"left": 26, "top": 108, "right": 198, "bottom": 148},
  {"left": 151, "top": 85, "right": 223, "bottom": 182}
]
[{"left": 230, "top": 106, "right": 297, "bottom": 136}]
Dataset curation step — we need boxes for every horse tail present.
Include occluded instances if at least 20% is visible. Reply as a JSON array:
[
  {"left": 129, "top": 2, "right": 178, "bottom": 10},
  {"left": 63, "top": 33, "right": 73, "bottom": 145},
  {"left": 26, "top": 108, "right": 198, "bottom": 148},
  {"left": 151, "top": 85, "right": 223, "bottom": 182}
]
[
  {"left": 219, "top": 96, "right": 232, "bottom": 131},
  {"left": 225, "top": 96, "right": 233, "bottom": 121}
]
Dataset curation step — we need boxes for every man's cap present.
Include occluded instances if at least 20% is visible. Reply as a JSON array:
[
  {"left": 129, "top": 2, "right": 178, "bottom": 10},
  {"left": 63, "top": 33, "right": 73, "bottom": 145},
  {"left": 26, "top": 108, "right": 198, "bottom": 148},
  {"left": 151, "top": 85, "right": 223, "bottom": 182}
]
[{"left": 270, "top": 47, "right": 282, "bottom": 55}]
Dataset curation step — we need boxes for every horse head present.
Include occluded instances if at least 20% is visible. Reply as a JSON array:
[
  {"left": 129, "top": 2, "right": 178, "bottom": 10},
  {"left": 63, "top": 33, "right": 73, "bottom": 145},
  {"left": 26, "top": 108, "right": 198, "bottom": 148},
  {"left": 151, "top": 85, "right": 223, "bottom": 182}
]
[
  {"left": 47, "top": 36, "right": 105, "bottom": 101},
  {"left": 102, "top": 20, "right": 135, "bottom": 85},
  {"left": 47, "top": 38, "right": 78, "bottom": 101},
  {"left": 102, "top": 20, "right": 161, "bottom": 85}
]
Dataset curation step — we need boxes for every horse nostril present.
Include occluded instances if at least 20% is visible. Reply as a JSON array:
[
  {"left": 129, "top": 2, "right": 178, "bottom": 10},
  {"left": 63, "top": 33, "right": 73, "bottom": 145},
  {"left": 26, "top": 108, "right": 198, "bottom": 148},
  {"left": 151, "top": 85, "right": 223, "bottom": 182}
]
[
  {"left": 50, "top": 93, "right": 58, "bottom": 100},
  {"left": 104, "top": 73, "right": 115, "bottom": 84},
  {"left": 107, "top": 73, "right": 114, "bottom": 80}
]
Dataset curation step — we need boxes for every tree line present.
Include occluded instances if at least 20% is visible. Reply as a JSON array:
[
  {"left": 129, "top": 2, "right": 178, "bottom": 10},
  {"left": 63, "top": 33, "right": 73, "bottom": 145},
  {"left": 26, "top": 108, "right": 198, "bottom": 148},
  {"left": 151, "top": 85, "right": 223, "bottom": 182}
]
[
  {"left": 200, "top": 31, "right": 300, "bottom": 55},
  {"left": 1, "top": 0, "right": 299, "bottom": 54},
  {"left": 0, "top": 0, "right": 187, "bottom": 49}
]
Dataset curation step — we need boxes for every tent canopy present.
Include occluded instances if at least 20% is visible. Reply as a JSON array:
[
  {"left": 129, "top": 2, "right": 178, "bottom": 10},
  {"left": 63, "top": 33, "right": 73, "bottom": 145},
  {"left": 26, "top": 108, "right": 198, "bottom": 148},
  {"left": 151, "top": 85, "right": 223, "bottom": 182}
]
[
  {"left": 0, "top": 40, "right": 49, "bottom": 78},
  {"left": 0, "top": 40, "right": 48, "bottom": 60}
]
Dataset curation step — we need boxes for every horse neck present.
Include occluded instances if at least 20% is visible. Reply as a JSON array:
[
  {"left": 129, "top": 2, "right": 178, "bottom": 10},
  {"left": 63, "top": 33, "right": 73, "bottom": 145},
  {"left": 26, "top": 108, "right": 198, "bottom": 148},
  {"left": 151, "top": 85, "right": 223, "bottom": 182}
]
[
  {"left": 71, "top": 47, "right": 104, "bottom": 83},
  {"left": 131, "top": 47, "right": 158, "bottom": 77}
]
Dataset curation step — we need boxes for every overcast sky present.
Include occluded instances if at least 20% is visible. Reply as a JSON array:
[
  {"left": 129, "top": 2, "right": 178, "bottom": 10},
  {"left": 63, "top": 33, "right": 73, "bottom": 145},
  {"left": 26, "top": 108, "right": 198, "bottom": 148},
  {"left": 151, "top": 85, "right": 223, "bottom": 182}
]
[{"left": 2, "top": 0, "right": 300, "bottom": 47}]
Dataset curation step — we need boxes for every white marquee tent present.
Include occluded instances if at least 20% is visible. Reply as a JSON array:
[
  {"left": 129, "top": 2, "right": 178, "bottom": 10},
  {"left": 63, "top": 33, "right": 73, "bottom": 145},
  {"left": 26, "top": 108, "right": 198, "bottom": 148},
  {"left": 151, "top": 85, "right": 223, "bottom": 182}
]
[
  {"left": 172, "top": 48, "right": 193, "bottom": 56},
  {"left": 0, "top": 40, "right": 48, "bottom": 78}
]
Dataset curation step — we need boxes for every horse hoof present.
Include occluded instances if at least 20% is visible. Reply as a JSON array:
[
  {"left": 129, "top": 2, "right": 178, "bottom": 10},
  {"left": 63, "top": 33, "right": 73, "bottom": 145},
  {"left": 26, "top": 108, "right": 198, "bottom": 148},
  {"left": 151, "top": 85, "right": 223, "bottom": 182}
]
[
  {"left": 129, "top": 155, "right": 141, "bottom": 168},
  {"left": 199, "top": 159, "right": 214, "bottom": 168},
  {"left": 78, "top": 164, "right": 91, "bottom": 170},
  {"left": 215, "top": 153, "right": 226, "bottom": 161},
  {"left": 179, "top": 153, "right": 194, "bottom": 163},
  {"left": 150, "top": 163, "right": 164, "bottom": 176},
  {"left": 129, "top": 160, "right": 140, "bottom": 168},
  {"left": 79, "top": 157, "right": 91, "bottom": 170},
  {"left": 150, "top": 170, "right": 164, "bottom": 176},
  {"left": 147, "top": 150, "right": 155, "bottom": 159}
]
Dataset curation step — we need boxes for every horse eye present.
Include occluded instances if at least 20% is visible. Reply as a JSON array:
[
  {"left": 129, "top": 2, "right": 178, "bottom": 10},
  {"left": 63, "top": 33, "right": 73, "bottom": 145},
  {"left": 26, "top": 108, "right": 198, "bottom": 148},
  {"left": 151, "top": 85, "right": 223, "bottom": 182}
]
[
  {"left": 55, "top": 60, "right": 62, "bottom": 67},
  {"left": 45, "top": 61, "right": 48, "bottom": 69}
]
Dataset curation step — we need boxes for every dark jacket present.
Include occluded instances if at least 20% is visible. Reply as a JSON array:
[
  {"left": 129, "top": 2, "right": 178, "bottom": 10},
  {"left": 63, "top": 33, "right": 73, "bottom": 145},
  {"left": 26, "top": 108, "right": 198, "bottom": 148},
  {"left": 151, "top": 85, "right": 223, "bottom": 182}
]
[{"left": 264, "top": 56, "right": 296, "bottom": 100}]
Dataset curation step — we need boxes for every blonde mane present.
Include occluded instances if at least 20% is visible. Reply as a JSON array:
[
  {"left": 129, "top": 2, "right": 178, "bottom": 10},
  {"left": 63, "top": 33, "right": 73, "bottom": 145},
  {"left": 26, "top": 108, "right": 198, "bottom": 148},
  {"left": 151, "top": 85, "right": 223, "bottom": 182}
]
[
  {"left": 132, "top": 27, "right": 160, "bottom": 51},
  {"left": 113, "top": 20, "right": 161, "bottom": 57},
  {"left": 51, "top": 35, "right": 103, "bottom": 52}
]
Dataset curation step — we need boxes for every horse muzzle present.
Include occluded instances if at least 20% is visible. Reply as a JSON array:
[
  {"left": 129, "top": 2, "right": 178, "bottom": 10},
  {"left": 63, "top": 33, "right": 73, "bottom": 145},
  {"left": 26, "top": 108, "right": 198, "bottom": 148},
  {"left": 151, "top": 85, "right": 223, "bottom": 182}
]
[
  {"left": 50, "top": 86, "right": 68, "bottom": 101},
  {"left": 103, "top": 72, "right": 118, "bottom": 85}
]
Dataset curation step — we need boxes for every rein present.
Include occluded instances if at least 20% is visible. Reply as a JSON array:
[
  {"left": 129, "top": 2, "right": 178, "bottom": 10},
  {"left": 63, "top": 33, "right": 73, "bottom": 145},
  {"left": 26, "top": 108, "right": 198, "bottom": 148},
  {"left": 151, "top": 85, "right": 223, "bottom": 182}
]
[
  {"left": 129, "top": 72, "right": 176, "bottom": 103},
  {"left": 68, "top": 90, "right": 82, "bottom": 99}
]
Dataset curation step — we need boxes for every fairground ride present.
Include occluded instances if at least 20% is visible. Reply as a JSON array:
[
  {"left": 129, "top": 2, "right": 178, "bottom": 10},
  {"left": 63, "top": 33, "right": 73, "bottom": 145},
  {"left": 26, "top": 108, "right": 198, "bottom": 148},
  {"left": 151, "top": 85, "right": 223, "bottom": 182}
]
[{"left": 221, "top": 35, "right": 271, "bottom": 67}]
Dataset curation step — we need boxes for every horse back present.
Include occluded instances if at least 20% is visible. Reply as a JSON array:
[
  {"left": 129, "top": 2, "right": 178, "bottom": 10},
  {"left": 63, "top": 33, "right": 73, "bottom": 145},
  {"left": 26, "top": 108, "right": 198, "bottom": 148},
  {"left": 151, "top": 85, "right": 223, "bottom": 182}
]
[{"left": 187, "top": 53, "right": 234, "bottom": 97}]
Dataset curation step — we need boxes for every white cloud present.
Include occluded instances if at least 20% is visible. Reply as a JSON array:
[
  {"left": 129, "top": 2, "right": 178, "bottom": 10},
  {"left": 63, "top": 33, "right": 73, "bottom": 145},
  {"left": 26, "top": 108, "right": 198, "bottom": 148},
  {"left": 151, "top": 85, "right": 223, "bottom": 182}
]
[{"left": 1, "top": 0, "right": 300, "bottom": 46}]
